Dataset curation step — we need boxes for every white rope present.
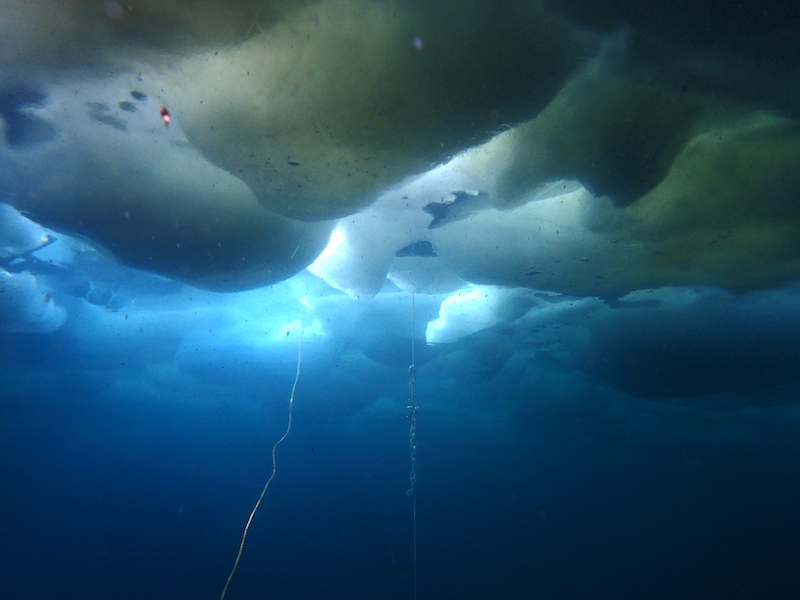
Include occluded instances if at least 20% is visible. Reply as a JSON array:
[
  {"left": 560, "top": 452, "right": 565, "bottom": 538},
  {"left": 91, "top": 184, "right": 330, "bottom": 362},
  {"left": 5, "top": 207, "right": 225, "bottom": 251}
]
[{"left": 219, "top": 328, "right": 304, "bottom": 600}]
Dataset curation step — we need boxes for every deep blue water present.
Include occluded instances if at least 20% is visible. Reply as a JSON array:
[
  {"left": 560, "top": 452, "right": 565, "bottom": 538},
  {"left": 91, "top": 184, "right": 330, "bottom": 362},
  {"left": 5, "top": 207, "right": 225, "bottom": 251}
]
[{"left": 3, "top": 331, "right": 800, "bottom": 600}]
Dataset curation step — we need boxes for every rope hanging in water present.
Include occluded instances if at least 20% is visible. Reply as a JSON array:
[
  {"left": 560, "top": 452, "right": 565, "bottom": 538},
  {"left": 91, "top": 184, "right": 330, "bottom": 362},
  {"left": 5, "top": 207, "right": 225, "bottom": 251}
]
[
  {"left": 406, "top": 291, "right": 419, "bottom": 600},
  {"left": 219, "top": 327, "right": 304, "bottom": 600}
]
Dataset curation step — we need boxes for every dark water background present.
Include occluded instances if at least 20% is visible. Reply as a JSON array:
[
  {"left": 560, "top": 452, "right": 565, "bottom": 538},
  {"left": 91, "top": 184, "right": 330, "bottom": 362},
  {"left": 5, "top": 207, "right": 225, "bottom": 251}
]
[{"left": 3, "top": 326, "right": 800, "bottom": 600}]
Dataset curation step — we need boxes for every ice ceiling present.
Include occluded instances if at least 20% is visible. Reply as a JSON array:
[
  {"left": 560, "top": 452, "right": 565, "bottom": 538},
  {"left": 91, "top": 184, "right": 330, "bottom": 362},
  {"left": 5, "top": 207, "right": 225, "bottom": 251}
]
[
  {"left": 2, "top": 1, "right": 800, "bottom": 404},
  {"left": 1, "top": 0, "right": 799, "bottom": 295}
]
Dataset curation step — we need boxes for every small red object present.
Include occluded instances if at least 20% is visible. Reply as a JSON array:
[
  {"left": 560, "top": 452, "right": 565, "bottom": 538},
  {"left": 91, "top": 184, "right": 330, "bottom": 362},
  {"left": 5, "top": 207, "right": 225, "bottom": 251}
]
[{"left": 160, "top": 107, "right": 171, "bottom": 127}]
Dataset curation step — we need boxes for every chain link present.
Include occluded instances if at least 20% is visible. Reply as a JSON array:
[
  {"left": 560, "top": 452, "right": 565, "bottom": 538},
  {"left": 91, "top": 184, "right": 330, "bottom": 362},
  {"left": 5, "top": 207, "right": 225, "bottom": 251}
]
[{"left": 406, "top": 365, "right": 418, "bottom": 496}]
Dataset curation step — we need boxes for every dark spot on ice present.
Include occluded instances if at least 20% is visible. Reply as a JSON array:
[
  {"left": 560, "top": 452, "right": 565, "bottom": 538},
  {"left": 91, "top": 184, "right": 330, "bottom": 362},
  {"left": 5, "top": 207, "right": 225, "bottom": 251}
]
[
  {"left": 396, "top": 240, "right": 436, "bottom": 257},
  {"left": 88, "top": 102, "right": 127, "bottom": 132},
  {"left": 0, "top": 86, "right": 57, "bottom": 148}
]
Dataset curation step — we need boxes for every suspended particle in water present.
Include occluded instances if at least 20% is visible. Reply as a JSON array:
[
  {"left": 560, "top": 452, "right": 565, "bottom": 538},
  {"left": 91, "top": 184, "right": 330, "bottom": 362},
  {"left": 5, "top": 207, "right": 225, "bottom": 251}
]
[{"left": 102, "top": 1, "right": 125, "bottom": 20}]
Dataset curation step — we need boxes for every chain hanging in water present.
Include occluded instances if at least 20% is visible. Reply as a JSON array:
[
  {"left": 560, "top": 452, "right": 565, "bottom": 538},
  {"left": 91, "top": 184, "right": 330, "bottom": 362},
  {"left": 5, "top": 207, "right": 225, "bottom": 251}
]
[
  {"left": 406, "top": 291, "right": 419, "bottom": 497},
  {"left": 406, "top": 364, "right": 418, "bottom": 497},
  {"left": 405, "top": 291, "right": 419, "bottom": 600}
]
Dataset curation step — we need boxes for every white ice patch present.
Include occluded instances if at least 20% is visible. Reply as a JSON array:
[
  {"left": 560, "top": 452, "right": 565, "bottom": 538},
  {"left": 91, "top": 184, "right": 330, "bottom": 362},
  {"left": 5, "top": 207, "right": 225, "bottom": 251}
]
[
  {"left": 426, "top": 285, "right": 536, "bottom": 344},
  {"left": 0, "top": 269, "right": 65, "bottom": 332},
  {"left": 0, "top": 203, "right": 51, "bottom": 259}
]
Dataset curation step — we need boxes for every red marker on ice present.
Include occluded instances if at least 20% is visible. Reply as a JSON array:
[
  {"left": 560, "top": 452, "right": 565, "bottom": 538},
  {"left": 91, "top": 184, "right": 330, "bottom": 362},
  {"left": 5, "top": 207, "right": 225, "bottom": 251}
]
[{"left": 160, "top": 106, "right": 171, "bottom": 127}]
